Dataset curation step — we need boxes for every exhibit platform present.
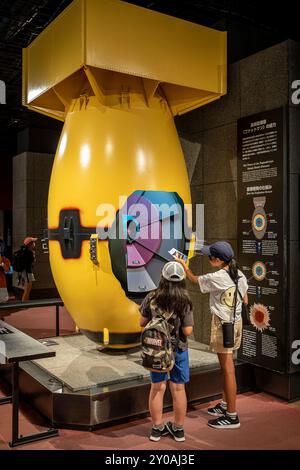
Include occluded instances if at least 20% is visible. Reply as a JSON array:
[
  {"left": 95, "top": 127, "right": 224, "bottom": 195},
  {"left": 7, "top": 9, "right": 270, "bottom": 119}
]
[{"left": 1, "top": 334, "right": 254, "bottom": 430}]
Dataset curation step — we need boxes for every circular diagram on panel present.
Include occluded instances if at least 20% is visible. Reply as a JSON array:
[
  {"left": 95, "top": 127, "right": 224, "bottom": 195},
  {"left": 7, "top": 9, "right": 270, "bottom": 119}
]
[
  {"left": 250, "top": 303, "right": 270, "bottom": 331},
  {"left": 252, "top": 261, "right": 267, "bottom": 281},
  {"left": 252, "top": 196, "right": 267, "bottom": 240},
  {"left": 108, "top": 190, "right": 189, "bottom": 303},
  {"left": 252, "top": 212, "right": 267, "bottom": 233}
]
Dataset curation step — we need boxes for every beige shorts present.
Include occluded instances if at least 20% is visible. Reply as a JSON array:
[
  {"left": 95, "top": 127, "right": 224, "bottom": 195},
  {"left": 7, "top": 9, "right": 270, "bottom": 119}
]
[{"left": 210, "top": 314, "right": 242, "bottom": 354}]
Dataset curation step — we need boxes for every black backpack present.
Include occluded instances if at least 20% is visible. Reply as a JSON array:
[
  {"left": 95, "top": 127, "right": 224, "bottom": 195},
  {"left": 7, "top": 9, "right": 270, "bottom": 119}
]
[{"left": 12, "top": 247, "right": 26, "bottom": 272}]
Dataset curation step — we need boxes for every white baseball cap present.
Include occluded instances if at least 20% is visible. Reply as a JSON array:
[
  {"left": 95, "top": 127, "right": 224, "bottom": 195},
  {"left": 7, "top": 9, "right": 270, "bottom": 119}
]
[{"left": 162, "top": 261, "right": 186, "bottom": 282}]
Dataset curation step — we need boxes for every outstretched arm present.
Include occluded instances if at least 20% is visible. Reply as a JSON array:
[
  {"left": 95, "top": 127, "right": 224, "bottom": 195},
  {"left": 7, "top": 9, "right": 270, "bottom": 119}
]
[{"left": 175, "top": 257, "right": 199, "bottom": 284}]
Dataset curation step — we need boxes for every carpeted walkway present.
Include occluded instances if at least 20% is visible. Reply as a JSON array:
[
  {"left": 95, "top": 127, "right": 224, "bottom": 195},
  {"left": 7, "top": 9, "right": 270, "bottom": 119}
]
[
  {"left": 0, "top": 390, "right": 300, "bottom": 450},
  {"left": 1, "top": 306, "right": 300, "bottom": 450}
]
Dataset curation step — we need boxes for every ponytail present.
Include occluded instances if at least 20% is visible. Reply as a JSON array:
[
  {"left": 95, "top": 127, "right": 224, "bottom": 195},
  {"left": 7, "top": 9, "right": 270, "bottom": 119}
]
[{"left": 228, "top": 258, "right": 239, "bottom": 283}]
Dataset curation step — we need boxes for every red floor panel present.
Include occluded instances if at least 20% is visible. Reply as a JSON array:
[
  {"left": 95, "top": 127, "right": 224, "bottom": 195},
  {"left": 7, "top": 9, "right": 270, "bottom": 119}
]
[
  {"left": 0, "top": 391, "right": 300, "bottom": 450},
  {"left": 3, "top": 305, "right": 76, "bottom": 339},
  {"left": 1, "top": 308, "right": 300, "bottom": 450}
]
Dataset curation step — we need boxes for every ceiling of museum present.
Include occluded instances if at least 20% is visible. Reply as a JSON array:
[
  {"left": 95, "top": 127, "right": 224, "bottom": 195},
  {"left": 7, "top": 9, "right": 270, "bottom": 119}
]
[{"left": 0, "top": 0, "right": 298, "bottom": 144}]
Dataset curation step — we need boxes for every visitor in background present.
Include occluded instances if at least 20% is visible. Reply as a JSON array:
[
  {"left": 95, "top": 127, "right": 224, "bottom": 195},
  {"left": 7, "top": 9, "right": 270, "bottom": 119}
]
[
  {"left": 13, "top": 237, "right": 37, "bottom": 301},
  {"left": 0, "top": 239, "right": 10, "bottom": 303}
]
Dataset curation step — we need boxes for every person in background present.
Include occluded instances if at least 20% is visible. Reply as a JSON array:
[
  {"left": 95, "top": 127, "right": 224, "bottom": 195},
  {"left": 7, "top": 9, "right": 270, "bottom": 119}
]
[
  {"left": 176, "top": 241, "right": 248, "bottom": 430},
  {"left": 140, "top": 261, "right": 194, "bottom": 443},
  {"left": 13, "top": 237, "right": 37, "bottom": 301},
  {"left": 0, "top": 239, "right": 10, "bottom": 303}
]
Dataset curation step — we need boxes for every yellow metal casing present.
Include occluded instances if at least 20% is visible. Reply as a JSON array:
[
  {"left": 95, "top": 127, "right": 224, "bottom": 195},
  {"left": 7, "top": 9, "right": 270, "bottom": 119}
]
[
  {"left": 23, "top": 0, "right": 227, "bottom": 119},
  {"left": 48, "top": 94, "right": 191, "bottom": 347},
  {"left": 22, "top": 0, "right": 227, "bottom": 348}
]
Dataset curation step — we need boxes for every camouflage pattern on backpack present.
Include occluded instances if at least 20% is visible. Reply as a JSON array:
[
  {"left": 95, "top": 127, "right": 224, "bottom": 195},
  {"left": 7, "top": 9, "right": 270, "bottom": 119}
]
[{"left": 141, "top": 309, "right": 175, "bottom": 373}]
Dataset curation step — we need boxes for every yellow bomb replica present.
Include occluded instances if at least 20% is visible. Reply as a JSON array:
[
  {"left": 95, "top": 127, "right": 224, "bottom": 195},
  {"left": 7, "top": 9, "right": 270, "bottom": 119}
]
[{"left": 22, "top": 0, "right": 227, "bottom": 348}]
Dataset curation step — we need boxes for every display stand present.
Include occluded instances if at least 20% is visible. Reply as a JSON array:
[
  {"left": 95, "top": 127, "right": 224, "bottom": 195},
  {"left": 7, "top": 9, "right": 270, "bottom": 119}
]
[{"left": 0, "top": 320, "right": 58, "bottom": 447}]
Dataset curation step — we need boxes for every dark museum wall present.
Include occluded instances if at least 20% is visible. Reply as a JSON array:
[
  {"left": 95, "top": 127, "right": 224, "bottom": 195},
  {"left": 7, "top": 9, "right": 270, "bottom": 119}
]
[
  {"left": 12, "top": 127, "right": 61, "bottom": 297},
  {"left": 0, "top": 130, "right": 14, "bottom": 258},
  {"left": 176, "top": 39, "right": 300, "bottom": 345},
  {"left": 287, "top": 42, "right": 300, "bottom": 372},
  {"left": 13, "top": 151, "right": 56, "bottom": 296}
]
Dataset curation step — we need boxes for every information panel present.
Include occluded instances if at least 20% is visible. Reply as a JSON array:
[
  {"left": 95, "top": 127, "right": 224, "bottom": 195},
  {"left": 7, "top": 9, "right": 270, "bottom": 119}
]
[{"left": 237, "top": 108, "right": 287, "bottom": 372}]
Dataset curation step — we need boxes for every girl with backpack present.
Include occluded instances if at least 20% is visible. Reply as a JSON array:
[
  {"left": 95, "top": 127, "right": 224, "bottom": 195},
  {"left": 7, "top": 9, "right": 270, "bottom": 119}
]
[
  {"left": 140, "top": 261, "right": 194, "bottom": 442},
  {"left": 176, "top": 241, "right": 248, "bottom": 429}
]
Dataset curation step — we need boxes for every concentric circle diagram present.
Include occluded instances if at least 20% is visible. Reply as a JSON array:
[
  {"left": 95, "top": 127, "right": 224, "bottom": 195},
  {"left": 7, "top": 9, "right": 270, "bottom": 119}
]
[
  {"left": 108, "top": 190, "right": 189, "bottom": 302},
  {"left": 252, "top": 196, "right": 267, "bottom": 239},
  {"left": 252, "top": 261, "right": 267, "bottom": 281},
  {"left": 252, "top": 211, "right": 267, "bottom": 239}
]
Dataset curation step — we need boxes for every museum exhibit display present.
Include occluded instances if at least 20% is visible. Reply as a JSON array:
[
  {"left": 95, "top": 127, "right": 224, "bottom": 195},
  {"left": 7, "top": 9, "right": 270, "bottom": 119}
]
[
  {"left": 5, "top": 0, "right": 254, "bottom": 429},
  {"left": 1, "top": 0, "right": 300, "bottom": 451},
  {"left": 22, "top": 0, "right": 227, "bottom": 348}
]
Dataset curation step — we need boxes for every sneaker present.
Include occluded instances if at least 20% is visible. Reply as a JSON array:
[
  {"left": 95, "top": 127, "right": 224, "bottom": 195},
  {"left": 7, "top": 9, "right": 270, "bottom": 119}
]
[
  {"left": 149, "top": 424, "right": 169, "bottom": 442},
  {"left": 208, "top": 414, "right": 240, "bottom": 429},
  {"left": 165, "top": 421, "right": 185, "bottom": 442},
  {"left": 207, "top": 402, "right": 227, "bottom": 417}
]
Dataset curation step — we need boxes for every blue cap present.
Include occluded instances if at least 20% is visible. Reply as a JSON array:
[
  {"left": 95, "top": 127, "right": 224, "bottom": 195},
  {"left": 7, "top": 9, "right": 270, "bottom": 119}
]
[{"left": 201, "top": 241, "right": 234, "bottom": 263}]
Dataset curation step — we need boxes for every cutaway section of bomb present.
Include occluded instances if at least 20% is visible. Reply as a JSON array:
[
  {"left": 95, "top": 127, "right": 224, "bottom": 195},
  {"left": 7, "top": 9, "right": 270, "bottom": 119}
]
[
  {"left": 109, "top": 190, "right": 189, "bottom": 303},
  {"left": 22, "top": 0, "right": 227, "bottom": 347}
]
